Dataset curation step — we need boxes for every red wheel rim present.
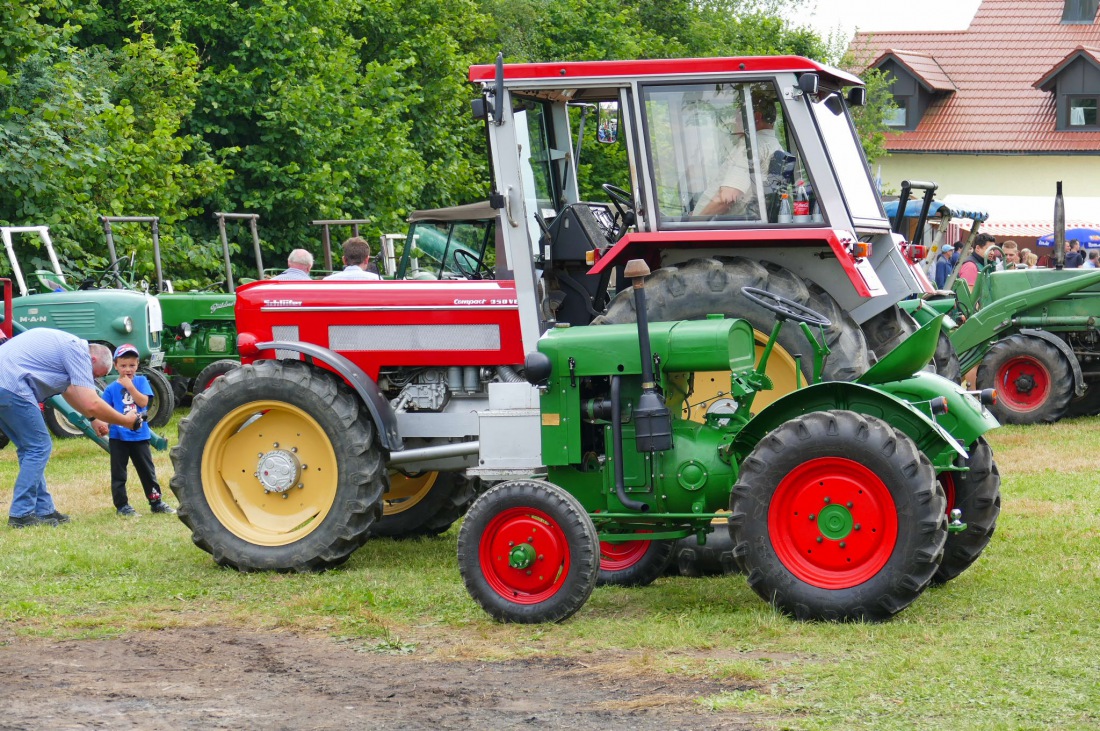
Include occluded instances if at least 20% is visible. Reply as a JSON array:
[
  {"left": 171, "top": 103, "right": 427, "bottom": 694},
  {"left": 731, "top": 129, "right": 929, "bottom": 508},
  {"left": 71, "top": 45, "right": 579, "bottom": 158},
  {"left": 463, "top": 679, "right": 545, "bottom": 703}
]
[
  {"left": 600, "top": 538, "right": 651, "bottom": 572},
  {"left": 768, "top": 457, "right": 898, "bottom": 589},
  {"left": 996, "top": 355, "right": 1051, "bottom": 411},
  {"left": 479, "top": 506, "right": 571, "bottom": 604},
  {"left": 939, "top": 472, "right": 957, "bottom": 513}
]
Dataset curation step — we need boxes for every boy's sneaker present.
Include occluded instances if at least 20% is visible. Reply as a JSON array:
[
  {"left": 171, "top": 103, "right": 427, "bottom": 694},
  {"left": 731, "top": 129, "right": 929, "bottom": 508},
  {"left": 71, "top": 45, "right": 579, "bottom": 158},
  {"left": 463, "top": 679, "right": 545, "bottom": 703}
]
[
  {"left": 8, "top": 514, "right": 47, "bottom": 529},
  {"left": 150, "top": 501, "right": 176, "bottom": 515},
  {"left": 40, "top": 511, "right": 71, "bottom": 525},
  {"left": 117, "top": 505, "right": 140, "bottom": 518}
]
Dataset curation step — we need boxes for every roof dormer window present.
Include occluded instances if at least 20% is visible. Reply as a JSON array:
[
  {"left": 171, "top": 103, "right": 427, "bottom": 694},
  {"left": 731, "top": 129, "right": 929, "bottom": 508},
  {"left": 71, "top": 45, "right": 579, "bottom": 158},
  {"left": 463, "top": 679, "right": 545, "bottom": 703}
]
[
  {"left": 869, "top": 51, "right": 956, "bottom": 132},
  {"left": 1062, "top": 0, "right": 1099, "bottom": 23},
  {"left": 1069, "top": 96, "right": 1099, "bottom": 127}
]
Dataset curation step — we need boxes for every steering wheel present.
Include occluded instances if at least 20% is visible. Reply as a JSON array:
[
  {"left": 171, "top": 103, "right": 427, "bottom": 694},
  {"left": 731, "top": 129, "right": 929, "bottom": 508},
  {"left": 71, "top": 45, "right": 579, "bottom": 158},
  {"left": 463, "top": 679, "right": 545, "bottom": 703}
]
[
  {"left": 741, "top": 286, "right": 832, "bottom": 327},
  {"left": 983, "top": 244, "right": 1004, "bottom": 268},
  {"left": 451, "top": 248, "right": 489, "bottom": 280},
  {"left": 77, "top": 252, "right": 136, "bottom": 290},
  {"left": 601, "top": 183, "right": 636, "bottom": 241}
]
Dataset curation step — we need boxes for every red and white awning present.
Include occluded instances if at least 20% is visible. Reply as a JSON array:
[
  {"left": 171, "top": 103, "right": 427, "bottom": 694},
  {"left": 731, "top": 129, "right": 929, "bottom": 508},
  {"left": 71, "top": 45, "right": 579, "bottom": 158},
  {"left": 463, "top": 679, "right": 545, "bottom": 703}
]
[{"left": 943, "top": 194, "right": 1100, "bottom": 240}]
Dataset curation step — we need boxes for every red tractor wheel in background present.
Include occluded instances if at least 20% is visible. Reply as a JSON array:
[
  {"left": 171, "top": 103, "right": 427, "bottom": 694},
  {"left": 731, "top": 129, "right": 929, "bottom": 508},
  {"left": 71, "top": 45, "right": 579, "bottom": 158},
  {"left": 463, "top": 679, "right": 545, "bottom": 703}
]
[
  {"left": 730, "top": 410, "right": 946, "bottom": 622},
  {"left": 458, "top": 480, "right": 599, "bottom": 623},
  {"left": 977, "top": 334, "right": 1073, "bottom": 424},
  {"left": 597, "top": 535, "right": 674, "bottom": 587},
  {"left": 934, "top": 437, "right": 1001, "bottom": 585}
]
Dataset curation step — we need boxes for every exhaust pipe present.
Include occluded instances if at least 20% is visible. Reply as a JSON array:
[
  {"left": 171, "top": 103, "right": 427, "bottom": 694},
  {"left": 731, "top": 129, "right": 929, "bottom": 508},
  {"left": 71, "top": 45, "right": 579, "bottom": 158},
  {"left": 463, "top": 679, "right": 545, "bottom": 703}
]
[{"left": 1054, "top": 181, "right": 1066, "bottom": 270}]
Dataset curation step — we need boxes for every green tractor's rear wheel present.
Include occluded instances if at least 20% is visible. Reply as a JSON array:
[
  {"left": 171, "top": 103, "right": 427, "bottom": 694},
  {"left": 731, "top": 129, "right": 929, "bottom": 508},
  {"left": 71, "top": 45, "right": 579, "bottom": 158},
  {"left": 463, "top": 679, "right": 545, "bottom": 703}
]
[
  {"left": 934, "top": 437, "right": 1001, "bottom": 584},
  {"left": 193, "top": 359, "right": 240, "bottom": 396},
  {"left": 169, "top": 360, "right": 385, "bottom": 571},
  {"left": 458, "top": 479, "right": 599, "bottom": 623},
  {"left": 597, "top": 536, "right": 674, "bottom": 587},
  {"left": 371, "top": 470, "right": 479, "bottom": 538},
  {"left": 43, "top": 404, "right": 86, "bottom": 439},
  {"left": 977, "top": 334, "right": 1073, "bottom": 424},
  {"left": 730, "top": 410, "right": 946, "bottom": 622},
  {"left": 140, "top": 367, "right": 175, "bottom": 428}
]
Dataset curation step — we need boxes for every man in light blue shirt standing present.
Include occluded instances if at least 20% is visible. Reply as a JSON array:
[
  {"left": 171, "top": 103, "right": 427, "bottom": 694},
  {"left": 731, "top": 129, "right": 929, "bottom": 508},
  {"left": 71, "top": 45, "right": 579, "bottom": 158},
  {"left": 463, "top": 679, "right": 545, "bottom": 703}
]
[
  {"left": 324, "top": 237, "right": 382, "bottom": 280},
  {"left": 0, "top": 328, "right": 146, "bottom": 528}
]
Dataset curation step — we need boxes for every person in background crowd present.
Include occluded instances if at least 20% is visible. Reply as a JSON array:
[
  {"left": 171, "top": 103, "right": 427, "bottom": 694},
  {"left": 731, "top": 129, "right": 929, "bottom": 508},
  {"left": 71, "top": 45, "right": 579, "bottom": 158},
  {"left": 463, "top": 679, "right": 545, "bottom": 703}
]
[
  {"left": 949, "top": 241, "right": 963, "bottom": 267},
  {"left": 0, "top": 329, "right": 146, "bottom": 528},
  {"left": 1065, "top": 239, "right": 1084, "bottom": 268},
  {"left": 1002, "top": 240, "right": 1020, "bottom": 269},
  {"left": 324, "top": 237, "right": 382, "bottom": 281},
  {"left": 958, "top": 233, "right": 996, "bottom": 287},
  {"left": 275, "top": 249, "right": 314, "bottom": 280},
  {"left": 1026, "top": 252, "right": 1040, "bottom": 268},
  {"left": 1085, "top": 250, "right": 1099, "bottom": 269},
  {"left": 1019, "top": 247, "right": 1033, "bottom": 268},
  {"left": 933, "top": 244, "right": 955, "bottom": 289}
]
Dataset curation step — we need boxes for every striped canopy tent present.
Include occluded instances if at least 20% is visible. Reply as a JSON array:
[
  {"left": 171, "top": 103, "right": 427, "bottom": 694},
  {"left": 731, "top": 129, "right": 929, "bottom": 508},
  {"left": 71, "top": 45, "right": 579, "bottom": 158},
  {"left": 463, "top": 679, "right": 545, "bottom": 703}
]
[{"left": 941, "top": 194, "right": 1100, "bottom": 241}]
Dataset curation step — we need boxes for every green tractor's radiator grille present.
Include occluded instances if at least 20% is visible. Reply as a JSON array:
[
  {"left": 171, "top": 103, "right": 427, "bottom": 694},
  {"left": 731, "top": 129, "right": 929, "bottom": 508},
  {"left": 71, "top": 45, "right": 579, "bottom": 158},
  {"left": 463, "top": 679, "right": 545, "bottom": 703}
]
[{"left": 50, "top": 309, "right": 96, "bottom": 330}]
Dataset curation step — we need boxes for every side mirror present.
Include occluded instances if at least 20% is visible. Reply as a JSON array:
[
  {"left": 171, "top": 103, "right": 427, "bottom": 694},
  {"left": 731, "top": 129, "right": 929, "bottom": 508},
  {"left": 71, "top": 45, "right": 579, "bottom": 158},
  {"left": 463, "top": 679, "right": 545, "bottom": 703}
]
[
  {"left": 597, "top": 101, "right": 619, "bottom": 144},
  {"left": 847, "top": 87, "right": 867, "bottom": 107},
  {"left": 798, "top": 73, "right": 820, "bottom": 96}
]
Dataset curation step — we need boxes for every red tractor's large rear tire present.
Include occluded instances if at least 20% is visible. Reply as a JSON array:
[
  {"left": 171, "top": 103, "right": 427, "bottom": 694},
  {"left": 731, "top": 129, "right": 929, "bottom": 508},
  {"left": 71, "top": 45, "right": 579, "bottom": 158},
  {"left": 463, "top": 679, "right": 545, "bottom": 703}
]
[
  {"left": 934, "top": 437, "right": 1001, "bottom": 585},
  {"left": 169, "top": 360, "right": 385, "bottom": 572},
  {"left": 458, "top": 480, "right": 599, "bottom": 623},
  {"left": 730, "top": 411, "right": 946, "bottom": 622},
  {"left": 976, "top": 334, "right": 1073, "bottom": 424},
  {"left": 594, "top": 257, "right": 871, "bottom": 384}
]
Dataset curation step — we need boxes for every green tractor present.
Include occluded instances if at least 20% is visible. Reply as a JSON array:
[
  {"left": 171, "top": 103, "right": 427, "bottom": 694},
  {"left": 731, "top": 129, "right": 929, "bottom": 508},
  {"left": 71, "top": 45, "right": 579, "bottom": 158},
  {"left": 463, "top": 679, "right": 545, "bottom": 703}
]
[
  {"left": 455, "top": 260, "right": 1000, "bottom": 622},
  {"left": 893, "top": 183, "right": 1100, "bottom": 424},
  {"left": 99, "top": 214, "right": 266, "bottom": 405},
  {"left": 0, "top": 225, "right": 173, "bottom": 433}
]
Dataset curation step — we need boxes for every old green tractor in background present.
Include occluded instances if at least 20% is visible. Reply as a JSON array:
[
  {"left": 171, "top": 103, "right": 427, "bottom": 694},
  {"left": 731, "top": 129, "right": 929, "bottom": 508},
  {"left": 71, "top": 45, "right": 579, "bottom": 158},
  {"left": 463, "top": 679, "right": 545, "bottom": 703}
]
[
  {"left": 892, "top": 183, "right": 1100, "bottom": 424},
  {"left": 0, "top": 225, "right": 173, "bottom": 433}
]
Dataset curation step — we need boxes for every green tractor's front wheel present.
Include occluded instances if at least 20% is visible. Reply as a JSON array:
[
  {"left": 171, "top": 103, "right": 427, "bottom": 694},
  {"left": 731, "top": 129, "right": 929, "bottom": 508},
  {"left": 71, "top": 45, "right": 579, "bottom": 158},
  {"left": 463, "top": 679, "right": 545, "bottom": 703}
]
[
  {"left": 169, "top": 360, "right": 386, "bottom": 571},
  {"left": 458, "top": 480, "right": 599, "bottom": 623},
  {"left": 730, "top": 410, "right": 946, "bottom": 621},
  {"left": 140, "top": 367, "right": 176, "bottom": 428}
]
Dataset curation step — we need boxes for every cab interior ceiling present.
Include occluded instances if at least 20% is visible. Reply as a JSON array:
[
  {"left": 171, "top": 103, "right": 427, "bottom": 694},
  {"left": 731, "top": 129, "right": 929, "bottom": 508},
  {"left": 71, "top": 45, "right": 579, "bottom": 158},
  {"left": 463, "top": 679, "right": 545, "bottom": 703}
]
[{"left": 512, "top": 87, "right": 620, "bottom": 103}]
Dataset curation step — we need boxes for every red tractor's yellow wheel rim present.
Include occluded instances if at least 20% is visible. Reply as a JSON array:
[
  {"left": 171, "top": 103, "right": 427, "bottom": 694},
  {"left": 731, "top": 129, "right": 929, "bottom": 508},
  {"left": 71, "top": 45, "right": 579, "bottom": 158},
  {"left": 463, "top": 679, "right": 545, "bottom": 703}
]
[
  {"left": 682, "top": 331, "right": 801, "bottom": 422},
  {"left": 384, "top": 471, "right": 439, "bottom": 516},
  {"left": 201, "top": 400, "right": 339, "bottom": 545}
]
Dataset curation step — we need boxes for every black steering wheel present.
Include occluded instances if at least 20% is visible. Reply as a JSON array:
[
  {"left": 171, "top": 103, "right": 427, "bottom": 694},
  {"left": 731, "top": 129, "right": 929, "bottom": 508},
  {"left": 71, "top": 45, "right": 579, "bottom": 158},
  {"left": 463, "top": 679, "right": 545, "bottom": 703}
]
[
  {"left": 601, "top": 183, "right": 636, "bottom": 241},
  {"left": 77, "top": 252, "right": 135, "bottom": 290},
  {"left": 451, "top": 248, "right": 489, "bottom": 280},
  {"left": 741, "top": 286, "right": 832, "bottom": 327}
]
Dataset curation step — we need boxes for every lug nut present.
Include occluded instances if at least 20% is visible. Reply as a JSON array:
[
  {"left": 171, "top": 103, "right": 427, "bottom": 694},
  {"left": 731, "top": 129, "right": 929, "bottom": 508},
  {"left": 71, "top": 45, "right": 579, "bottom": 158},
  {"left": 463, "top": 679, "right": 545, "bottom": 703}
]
[
  {"left": 839, "top": 541, "right": 846, "bottom": 549},
  {"left": 846, "top": 501, "right": 853, "bottom": 508},
  {"left": 824, "top": 497, "right": 831, "bottom": 504},
  {"left": 809, "top": 513, "right": 815, "bottom": 520},
  {"left": 816, "top": 536, "right": 823, "bottom": 543}
]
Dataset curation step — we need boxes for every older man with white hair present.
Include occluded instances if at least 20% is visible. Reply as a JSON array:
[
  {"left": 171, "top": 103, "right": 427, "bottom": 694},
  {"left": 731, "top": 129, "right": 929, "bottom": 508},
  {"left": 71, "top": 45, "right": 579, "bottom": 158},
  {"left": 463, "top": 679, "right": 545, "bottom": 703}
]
[{"left": 275, "top": 249, "right": 315, "bottom": 280}]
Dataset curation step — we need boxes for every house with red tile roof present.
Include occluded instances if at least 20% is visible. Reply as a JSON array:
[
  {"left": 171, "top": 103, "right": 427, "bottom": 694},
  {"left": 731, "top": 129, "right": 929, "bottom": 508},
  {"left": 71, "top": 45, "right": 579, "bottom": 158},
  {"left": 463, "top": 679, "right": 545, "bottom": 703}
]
[{"left": 849, "top": 0, "right": 1100, "bottom": 236}]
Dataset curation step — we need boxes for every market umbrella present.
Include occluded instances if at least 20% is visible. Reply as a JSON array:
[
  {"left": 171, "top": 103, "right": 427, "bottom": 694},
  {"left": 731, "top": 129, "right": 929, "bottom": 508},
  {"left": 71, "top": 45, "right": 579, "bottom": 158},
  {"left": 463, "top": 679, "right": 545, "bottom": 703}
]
[{"left": 1037, "top": 227, "right": 1100, "bottom": 248}]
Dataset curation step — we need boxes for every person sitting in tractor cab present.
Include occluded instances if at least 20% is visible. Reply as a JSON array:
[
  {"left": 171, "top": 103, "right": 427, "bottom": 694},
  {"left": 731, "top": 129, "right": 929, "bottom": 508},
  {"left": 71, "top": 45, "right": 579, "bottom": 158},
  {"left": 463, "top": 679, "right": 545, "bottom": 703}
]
[
  {"left": 274, "top": 249, "right": 314, "bottom": 280},
  {"left": 692, "top": 86, "right": 787, "bottom": 220},
  {"left": 324, "top": 237, "right": 382, "bottom": 281}
]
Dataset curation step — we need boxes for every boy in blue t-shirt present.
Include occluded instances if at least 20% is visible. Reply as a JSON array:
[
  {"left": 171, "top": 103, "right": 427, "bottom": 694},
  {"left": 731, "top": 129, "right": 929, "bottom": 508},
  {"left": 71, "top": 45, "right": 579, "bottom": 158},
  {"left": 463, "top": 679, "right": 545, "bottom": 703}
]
[{"left": 101, "top": 344, "right": 175, "bottom": 517}]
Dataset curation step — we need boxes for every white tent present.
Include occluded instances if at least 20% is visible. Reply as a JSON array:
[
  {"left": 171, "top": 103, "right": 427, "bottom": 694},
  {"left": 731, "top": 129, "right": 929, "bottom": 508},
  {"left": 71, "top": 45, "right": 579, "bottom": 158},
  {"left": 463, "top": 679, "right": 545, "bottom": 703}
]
[{"left": 942, "top": 194, "right": 1100, "bottom": 238}]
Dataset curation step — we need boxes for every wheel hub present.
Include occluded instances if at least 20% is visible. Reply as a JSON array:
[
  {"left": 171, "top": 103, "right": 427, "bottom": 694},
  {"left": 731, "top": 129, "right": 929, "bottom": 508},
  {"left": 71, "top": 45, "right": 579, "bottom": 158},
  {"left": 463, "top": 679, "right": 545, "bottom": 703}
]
[
  {"left": 1014, "top": 374, "right": 1035, "bottom": 394},
  {"left": 817, "top": 503, "right": 854, "bottom": 540},
  {"left": 256, "top": 449, "right": 302, "bottom": 494}
]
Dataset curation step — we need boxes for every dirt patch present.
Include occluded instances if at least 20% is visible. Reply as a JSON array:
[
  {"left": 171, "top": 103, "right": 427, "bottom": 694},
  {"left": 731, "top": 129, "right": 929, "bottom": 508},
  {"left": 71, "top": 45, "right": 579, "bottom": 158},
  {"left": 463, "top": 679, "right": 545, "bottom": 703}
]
[{"left": 0, "top": 627, "right": 764, "bottom": 730}]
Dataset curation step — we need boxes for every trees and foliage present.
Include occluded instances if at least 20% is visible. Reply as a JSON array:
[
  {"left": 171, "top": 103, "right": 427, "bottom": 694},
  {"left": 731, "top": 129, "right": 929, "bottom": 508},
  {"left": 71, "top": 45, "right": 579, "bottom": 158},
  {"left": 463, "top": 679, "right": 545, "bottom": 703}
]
[{"left": 1, "top": 0, "right": 858, "bottom": 285}]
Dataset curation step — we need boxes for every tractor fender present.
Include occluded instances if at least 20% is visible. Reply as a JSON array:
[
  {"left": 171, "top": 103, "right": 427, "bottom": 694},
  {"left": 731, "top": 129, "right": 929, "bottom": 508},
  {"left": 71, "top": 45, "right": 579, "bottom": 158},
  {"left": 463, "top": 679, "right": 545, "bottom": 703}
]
[
  {"left": 256, "top": 340, "right": 403, "bottom": 451},
  {"left": 1017, "top": 329, "right": 1084, "bottom": 397},
  {"left": 733, "top": 378, "right": 993, "bottom": 472}
]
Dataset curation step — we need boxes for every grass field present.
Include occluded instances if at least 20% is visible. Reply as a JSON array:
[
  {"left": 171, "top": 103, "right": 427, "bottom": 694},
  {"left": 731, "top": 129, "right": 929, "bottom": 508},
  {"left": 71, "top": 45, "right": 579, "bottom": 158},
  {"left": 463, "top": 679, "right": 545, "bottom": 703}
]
[{"left": 1, "top": 412, "right": 1098, "bottom": 730}]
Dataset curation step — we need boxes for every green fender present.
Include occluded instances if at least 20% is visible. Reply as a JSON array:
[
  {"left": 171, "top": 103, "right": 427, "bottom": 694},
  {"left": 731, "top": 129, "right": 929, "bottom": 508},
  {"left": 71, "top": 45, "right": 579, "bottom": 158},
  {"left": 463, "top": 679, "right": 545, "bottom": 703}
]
[{"left": 731, "top": 376, "right": 997, "bottom": 472}]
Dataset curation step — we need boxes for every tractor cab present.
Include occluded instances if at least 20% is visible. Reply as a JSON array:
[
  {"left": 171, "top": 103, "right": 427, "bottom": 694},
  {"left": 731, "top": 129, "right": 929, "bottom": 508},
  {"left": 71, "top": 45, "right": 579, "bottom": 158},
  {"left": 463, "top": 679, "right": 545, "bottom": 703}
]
[{"left": 396, "top": 202, "right": 499, "bottom": 281}]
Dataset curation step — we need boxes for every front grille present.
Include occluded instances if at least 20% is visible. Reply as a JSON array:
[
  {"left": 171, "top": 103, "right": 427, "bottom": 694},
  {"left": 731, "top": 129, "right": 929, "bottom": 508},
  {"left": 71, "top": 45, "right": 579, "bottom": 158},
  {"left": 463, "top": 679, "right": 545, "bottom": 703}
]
[{"left": 329, "top": 324, "right": 501, "bottom": 351}]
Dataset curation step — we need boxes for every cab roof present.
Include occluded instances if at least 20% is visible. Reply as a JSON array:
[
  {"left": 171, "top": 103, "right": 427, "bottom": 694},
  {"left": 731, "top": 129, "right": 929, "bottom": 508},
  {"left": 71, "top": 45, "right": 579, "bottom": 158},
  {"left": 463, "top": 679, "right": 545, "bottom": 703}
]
[{"left": 468, "top": 56, "right": 863, "bottom": 88}]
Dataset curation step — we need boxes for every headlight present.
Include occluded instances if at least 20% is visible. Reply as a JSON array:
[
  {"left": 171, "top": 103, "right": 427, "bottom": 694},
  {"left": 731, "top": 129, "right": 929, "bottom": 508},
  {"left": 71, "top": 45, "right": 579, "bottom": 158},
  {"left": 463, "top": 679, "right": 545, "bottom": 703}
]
[{"left": 113, "top": 315, "right": 134, "bottom": 334}]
